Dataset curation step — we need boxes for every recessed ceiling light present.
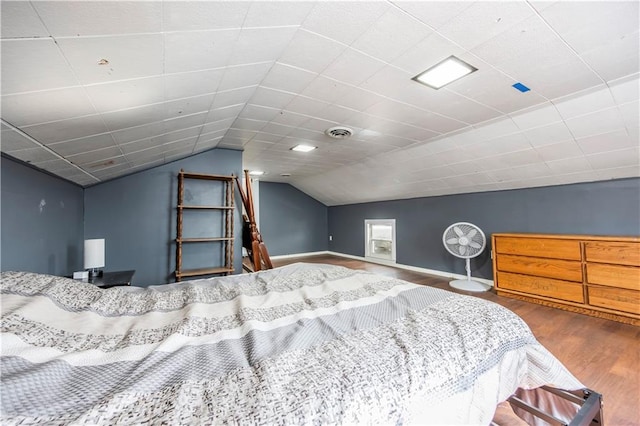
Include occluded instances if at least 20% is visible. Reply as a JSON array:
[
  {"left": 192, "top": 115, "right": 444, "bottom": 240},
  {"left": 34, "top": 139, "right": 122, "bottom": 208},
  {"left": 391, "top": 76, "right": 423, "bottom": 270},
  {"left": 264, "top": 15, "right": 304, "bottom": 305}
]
[
  {"left": 412, "top": 56, "right": 477, "bottom": 89},
  {"left": 249, "top": 170, "right": 265, "bottom": 176},
  {"left": 291, "top": 144, "right": 316, "bottom": 152}
]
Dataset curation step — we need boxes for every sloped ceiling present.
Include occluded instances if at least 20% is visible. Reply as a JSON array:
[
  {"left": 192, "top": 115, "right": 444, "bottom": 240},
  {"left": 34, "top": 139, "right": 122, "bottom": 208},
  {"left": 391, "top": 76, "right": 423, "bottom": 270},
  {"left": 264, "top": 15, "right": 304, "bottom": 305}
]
[{"left": 1, "top": 1, "right": 638, "bottom": 206}]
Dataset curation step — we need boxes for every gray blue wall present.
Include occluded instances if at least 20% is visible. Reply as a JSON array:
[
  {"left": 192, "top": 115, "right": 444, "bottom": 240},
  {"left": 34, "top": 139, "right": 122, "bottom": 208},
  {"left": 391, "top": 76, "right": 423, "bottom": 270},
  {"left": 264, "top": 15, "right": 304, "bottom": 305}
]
[
  {"left": 1, "top": 155, "right": 84, "bottom": 275},
  {"left": 259, "top": 182, "right": 328, "bottom": 256},
  {"left": 328, "top": 178, "right": 640, "bottom": 280},
  {"left": 84, "top": 149, "right": 242, "bottom": 286}
]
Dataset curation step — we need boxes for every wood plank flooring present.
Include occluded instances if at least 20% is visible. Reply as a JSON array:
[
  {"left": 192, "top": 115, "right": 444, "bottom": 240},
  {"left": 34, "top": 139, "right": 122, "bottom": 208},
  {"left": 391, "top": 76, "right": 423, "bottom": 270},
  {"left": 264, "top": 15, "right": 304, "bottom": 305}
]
[{"left": 272, "top": 254, "right": 640, "bottom": 426}]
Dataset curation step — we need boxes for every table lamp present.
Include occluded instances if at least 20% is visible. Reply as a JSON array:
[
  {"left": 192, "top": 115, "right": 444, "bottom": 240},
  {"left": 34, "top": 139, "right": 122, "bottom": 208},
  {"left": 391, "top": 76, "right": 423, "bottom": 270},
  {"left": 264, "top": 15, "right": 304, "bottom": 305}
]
[{"left": 84, "top": 238, "right": 105, "bottom": 278}]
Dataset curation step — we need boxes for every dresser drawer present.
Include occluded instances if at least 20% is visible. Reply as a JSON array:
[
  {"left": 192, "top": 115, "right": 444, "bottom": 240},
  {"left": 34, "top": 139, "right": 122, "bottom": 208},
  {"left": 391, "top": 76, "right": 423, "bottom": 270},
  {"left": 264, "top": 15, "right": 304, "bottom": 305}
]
[
  {"left": 584, "top": 241, "right": 640, "bottom": 267},
  {"left": 496, "top": 272, "right": 584, "bottom": 303},
  {"left": 586, "top": 263, "right": 640, "bottom": 291},
  {"left": 588, "top": 286, "right": 640, "bottom": 315},
  {"left": 497, "top": 254, "right": 583, "bottom": 282},
  {"left": 494, "top": 237, "right": 581, "bottom": 261}
]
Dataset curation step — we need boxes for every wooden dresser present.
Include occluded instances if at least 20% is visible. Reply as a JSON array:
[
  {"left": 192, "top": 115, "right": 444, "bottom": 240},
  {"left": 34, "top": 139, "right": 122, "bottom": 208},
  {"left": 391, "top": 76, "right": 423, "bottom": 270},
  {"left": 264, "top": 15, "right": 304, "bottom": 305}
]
[{"left": 492, "top": 233, "right": 640, "bottom": 325}]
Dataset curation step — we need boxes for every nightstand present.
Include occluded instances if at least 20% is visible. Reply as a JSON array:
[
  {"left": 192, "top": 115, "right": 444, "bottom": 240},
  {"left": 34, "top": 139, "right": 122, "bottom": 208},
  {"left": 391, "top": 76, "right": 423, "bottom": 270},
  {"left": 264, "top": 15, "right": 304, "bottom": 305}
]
[{"left": 83, "top": 270, "right": 135, "bottom": 288}]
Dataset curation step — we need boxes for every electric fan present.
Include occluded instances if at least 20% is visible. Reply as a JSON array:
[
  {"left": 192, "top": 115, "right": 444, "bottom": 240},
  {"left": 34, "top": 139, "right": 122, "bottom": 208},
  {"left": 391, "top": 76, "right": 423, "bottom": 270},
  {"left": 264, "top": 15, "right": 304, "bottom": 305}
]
[{"left": 442, "top": 222, "right": 491, "bottom": 292}]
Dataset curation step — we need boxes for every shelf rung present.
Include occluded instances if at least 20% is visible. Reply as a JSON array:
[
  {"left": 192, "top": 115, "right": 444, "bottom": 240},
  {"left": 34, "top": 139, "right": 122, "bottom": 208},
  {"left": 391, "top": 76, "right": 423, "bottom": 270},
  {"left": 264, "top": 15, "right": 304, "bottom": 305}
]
[
  {"left": 176, "top": 267, "right": 234, "bottom": 278},
  {"left": 178, "top": 205, "right": 234, "bottom": 210},
  {"left": 176, "top": 238, "right": 233, "bottom": 243},
  {"left": 180, "top": 171, "right": 234, "bottom": 181}
]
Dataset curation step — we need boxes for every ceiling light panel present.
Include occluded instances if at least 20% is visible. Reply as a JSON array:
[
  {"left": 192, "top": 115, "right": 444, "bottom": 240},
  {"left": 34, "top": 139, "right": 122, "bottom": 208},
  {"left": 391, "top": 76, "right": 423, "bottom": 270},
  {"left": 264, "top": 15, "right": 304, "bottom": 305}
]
[
  {"left": 412, "top": 56, "right": 478, "bottom": 89},
  {"left": 291, "top": 144, "right": 317, "bottom": 152}
]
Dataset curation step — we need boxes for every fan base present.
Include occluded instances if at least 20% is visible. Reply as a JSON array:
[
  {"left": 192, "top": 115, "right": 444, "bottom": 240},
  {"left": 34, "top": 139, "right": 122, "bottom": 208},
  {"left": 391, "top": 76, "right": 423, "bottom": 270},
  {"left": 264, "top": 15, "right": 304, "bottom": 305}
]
[{"left": 449, "top": 279, "right": 492, "bottom": 293}]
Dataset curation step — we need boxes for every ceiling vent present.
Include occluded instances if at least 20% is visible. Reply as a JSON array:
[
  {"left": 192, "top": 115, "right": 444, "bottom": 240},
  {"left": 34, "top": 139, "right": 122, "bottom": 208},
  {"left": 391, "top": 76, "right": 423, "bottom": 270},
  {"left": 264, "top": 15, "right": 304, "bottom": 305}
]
[{"left": 325, "top": 126, "right": 353, "bottom": 139}]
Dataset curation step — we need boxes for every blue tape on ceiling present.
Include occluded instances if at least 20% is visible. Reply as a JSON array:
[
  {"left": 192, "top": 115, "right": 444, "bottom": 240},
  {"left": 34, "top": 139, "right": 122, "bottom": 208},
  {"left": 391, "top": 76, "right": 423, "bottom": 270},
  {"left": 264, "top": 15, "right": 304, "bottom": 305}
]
[{"left": 512, "top": 82, "right": 530, "bottom": 92}]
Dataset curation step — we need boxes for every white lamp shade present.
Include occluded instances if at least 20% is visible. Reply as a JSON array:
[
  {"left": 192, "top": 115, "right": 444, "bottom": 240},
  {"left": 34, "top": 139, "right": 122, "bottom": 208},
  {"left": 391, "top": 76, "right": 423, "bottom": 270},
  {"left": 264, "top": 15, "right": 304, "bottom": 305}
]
[{"left": 84, "top": 239, "right": 105, "bottom": 269}]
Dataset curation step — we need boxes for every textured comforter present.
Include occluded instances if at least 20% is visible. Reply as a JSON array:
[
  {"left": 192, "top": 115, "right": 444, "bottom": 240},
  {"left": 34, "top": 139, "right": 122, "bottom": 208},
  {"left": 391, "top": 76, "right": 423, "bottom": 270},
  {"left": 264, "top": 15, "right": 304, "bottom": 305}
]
[{"left": 1, "top": 263, "right": 582, "bottom": 425}]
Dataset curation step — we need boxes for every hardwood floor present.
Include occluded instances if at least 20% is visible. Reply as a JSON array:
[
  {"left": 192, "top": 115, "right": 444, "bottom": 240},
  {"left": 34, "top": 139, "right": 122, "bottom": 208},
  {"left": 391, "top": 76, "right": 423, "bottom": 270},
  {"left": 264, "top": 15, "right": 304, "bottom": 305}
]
[{"left": 272, "top": 254, "right": 640, "bottom": 426}]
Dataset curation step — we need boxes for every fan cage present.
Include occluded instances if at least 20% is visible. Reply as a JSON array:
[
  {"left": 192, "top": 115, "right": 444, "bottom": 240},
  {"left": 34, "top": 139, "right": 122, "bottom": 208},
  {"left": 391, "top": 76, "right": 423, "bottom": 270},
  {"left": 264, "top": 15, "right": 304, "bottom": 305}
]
[{"left": 443, "top": 222, "right": 486, "bottom": 259}]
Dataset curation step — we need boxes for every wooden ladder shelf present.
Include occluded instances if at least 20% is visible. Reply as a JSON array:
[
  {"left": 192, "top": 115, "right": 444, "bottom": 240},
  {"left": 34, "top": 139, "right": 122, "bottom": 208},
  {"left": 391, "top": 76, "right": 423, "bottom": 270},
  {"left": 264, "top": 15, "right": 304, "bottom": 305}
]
[{"left": 175, "top": 169, "right": 235, "bottom": 282}]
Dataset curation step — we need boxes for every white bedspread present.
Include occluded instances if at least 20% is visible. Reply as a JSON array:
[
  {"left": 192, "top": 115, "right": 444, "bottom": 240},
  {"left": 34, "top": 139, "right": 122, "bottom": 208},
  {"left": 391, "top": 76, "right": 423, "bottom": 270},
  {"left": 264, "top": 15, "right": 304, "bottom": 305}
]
[{"left": 1, "top": 263, "right": 583, "bottom": 425}]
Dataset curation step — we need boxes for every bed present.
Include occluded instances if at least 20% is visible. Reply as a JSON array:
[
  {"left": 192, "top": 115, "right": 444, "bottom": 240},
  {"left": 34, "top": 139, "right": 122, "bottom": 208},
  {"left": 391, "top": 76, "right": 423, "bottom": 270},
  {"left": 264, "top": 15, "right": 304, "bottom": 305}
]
[{"left": 1, "top": 262, "right": 597, "bottom": 425}]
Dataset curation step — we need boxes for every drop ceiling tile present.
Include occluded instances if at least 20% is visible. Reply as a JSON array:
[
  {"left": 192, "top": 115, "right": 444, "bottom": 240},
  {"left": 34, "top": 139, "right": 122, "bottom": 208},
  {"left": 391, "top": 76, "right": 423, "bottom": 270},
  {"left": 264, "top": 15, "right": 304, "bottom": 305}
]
[
  {"left": 596, "top": 165, "right": 640, "bottom": 180},
  {"left": 538, "top": 1, "right": 638, "bottom": 54},
  {"left": 553, "top": 85, "right": 616, "bottom": 120},
  {"left": 152, "top": 128, "right": 203, "bottom": 146},
  {"left": 164, "top": 29, "right": 239, "bottom": 74},
  {"left": 101, "top": 103, "right": 165, "bottom": 131},
  {"left": 392, "top": 2, "right": 473, "bottom": 30},
  {"left": 302, "top": 2, "right": 390, "bottom": 45},
  {"left": 534, "top": 140, "right": 584, "bottom": 162},
  {"left": 284, "top": 128, "right": 325, "bottom": 142},
  {"left": 1, "top": 87, "right": 97, "bottom": 126},
  {"left": 165, "top": 94, "right": 216, "bottom": 120},
  {"left": 162, "top": 1, "right": 250, "bottom": 31},
  {"left": 272, "top": 110, "right": 311, "bottom": 128},
  {"left": 227, "top": 27, "right": 299, "bottom": 66},
  {"left": 85, "top": 77, "right": 164, "bottom": 113},
  {"left": 48, "top": 133, "right": 117, "bottom": 157},
  {"left": 619, "top": 101, "right": 640, "bottom": 129},
  {"left": 392, "top": 33, "right": 464, "bottom": 77},
  {"left": 609, "top": 74, "right": 640, "bottom": 104},
  {"left": 517, "top": 57, "right": 603, "bottom": 100},
  {"left": 57, "top": 34, "right": 163, "bottom": 85},
  {"left": 111, "top": 122, "right": 166, "bottom": 145},
  {"left": 225, "top": 128, "right": 257, "bottom": 141},
  {"left": 212, "top": 87, "right": 257, "bottom": 110},
  {"left": 238, "top": 104, "right": 281, "bottom": 122},
  {"left": 437, "top": 1, "right": 534, "bottom": 50},
  {"left": 21, "top": 114, "right": 109, "bottom": 145},
  {"left": 1, "top": 129, "right": 40, "bottom": 151},
  {"left": 261, "top": 63, "right": 317, "bottom": 93},
  {"left": 278, "top": 30, "right": 347, "bottom": 73},
  {"left": 580, "top": 30, "right": 640, "bottom": 82},
  {"left": 205, "top": 104, "right": 245, "bottom": 123},
  {"left": 161, "top": 112, "right": 209, "bottom": 133},
  {"left": 447, "top": 57, "right": 547, "bottom": 114},
  {"left": 66, "top": 145, "right": 122, "bottom": 166},
  {"left": 302, "top": 77, "right": 354, "bottom": 104},
  {"left": 164, "top": 69, "right": 225, "bottom": 101},
  {"left": 351, "top": 7, "right": 433, "bottom": 63},
  {"left": 576, "top": 129, "right": 638, "bottom": 155},
  {"left": 32, "top": 1, "right": 162, "bottom": 36},
  {"left": 463, "top": 133, "right": 531, "bottom": 158},
  {"left": 322, "top": 49, "right": 385, "bottom": 86},
  {"left": 510, "top": 103, "right": 563, "bottom": 130},
  {"left": 195, "top": 136, "right": 223, "bottom": 151},
  {"left": 564, "top": 107, "right": 625, "bottom": 139},
  {"left": 231, "top": 118, "right": 267, "bottom": 132},
  {"left": 119, "top": 137, "right": 158, "bottom": 155},
  {"left": 315, "top": 104, "right": 359, "bottom": 124},
  {"left": 84, "top": 155, "right": 128, "bottom": 172},
  {"left": 259, "top": 122, "right": 296, "bottom": 137},
  {"left": 1, "top": 39, "right": 78, "bottom": 95},
  {"left": 334, "top": 87, "right": 386, "bottom": 112},
  {"left": 218, "top": 62, "right": 273, "bottom": 92},
  {"left": 6, "top": 147, "right": 61, "bottom": 164},
  {"left": 248, "top": 87, "right": 296, "bottom": 109},
  {"left": 523, "top": 122, "right": 574, "bottom": 147},
  {"left": 285, "top": 96, "right": 331, "bottom": 116},
  {"left": 32, "top": 158, "right": 75, "bottom": 173},
  {"left": 1, "top": 1, "right": 48, "bottom": 38},
  {"left": 470, "top": 118, "right": 521, "bottom": 143},
  {"left": 243, "top": 2, "right": 314, "bottom": 27},
  {"left": 586, "top": 147, "right": 640, "bottom": 169}
]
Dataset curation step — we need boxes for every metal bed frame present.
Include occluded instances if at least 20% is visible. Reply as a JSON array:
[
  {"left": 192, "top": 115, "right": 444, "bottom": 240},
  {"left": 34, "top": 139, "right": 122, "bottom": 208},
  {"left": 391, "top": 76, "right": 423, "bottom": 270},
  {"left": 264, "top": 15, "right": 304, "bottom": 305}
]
[{"left": 497, "top": 386, "right": 603, "bottom": 426}]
